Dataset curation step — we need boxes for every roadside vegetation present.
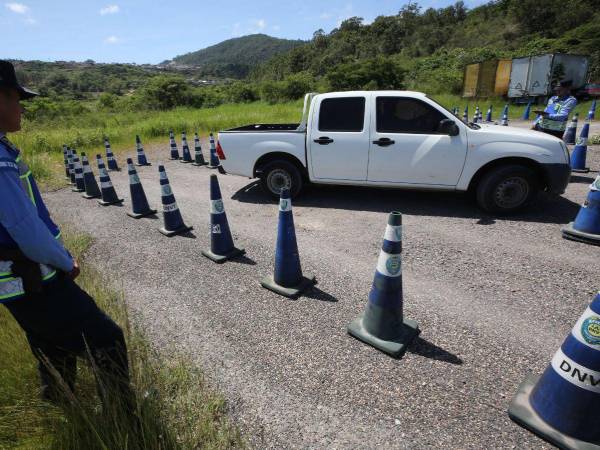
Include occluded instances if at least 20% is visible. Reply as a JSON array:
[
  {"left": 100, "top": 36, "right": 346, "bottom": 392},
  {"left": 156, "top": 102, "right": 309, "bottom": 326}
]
[{"left": 0, "top": 228, "right": 243, "bottom": 449}]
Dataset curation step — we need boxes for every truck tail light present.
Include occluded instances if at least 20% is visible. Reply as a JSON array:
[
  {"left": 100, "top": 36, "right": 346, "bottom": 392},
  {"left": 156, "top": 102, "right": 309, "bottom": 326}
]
[{"left": 216, "top": 140, "right": 226, "bottom": 160}]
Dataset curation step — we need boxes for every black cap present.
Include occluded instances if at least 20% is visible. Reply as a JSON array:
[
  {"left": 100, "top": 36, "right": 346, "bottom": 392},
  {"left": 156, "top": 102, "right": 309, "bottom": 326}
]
[{"left": 0, "top": 60, "right": 38, "bottom": 100}]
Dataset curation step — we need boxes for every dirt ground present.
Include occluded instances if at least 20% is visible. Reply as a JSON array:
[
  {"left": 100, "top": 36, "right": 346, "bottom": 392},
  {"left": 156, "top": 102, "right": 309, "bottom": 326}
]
[{"left": 45, "top": 119, "right": 600, "bottom": 449}]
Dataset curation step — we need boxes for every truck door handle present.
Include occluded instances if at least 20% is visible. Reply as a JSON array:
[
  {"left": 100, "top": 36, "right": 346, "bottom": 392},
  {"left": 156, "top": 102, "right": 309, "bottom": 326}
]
[
  {"left": 314, "top": 137, "right": 334, "bottom": 145},
  {"left": 373, "top": 138, "right": 395, "bottom": 147}
]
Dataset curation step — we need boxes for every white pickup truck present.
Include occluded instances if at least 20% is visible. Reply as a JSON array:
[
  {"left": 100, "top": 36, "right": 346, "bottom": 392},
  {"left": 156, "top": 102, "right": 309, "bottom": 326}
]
[{"left": 217, "top": 91, "right": 571, "bottom": 213}]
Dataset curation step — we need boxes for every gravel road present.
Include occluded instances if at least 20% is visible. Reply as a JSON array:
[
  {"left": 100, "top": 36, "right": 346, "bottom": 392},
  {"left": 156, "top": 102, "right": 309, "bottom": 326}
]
[{"left": 45, "top": 120, "right": 600, "bottom": 449}]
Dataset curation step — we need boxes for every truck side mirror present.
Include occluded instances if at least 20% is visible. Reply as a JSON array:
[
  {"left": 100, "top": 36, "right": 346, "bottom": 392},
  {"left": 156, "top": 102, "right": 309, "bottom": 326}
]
[{"left": 439, "top": 119, "right": 459, "bottom": 136}]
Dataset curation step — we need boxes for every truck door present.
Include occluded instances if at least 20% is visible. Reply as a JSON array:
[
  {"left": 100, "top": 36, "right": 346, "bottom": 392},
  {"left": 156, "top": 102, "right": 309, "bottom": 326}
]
[
  {"left": 308, "top": 95, "right": 370, "bottom": 181},
  {"left": 367, "top": 96, "right": 467, "bottom": 186}
]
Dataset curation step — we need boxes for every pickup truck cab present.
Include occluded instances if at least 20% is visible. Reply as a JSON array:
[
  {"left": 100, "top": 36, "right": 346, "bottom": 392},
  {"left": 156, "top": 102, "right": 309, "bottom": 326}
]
[{"left": 218, "top": 91, "right": 571, "bottom": 213}]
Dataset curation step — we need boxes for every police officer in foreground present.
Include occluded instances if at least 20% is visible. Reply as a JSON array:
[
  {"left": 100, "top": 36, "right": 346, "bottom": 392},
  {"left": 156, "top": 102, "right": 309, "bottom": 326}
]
[
  {"left": 0, "top": 60, "right": 131, "bottom": 406},
  {"left": 532, "top": 79, "right": 577, "bottom": 138}
]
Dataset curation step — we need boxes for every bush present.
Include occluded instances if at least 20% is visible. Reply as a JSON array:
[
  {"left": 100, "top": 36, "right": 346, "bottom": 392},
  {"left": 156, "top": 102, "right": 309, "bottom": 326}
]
[{"left": 326, "top": 56, "right": 405, "bottom": 91}]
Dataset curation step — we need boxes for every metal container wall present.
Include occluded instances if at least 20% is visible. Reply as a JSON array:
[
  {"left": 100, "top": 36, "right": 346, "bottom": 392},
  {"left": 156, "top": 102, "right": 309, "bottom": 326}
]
[
  {"left": 478, "top": 59, "right": 498, "bottom": 97},
  {"left": 494, "top": 59, "right": 512, "bottom": 96},
  {"left": 508, "top": 57, "right": 530, "bottom": 98},
  {"left": 463, "top": 63, "right": 480, "bottom": 97}
]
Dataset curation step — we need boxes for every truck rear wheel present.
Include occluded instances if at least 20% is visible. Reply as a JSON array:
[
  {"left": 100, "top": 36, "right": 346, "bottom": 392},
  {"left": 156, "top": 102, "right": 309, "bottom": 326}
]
[
  {"left": 259, "top": 160, "right": 303, "bottom": 199},
  {"left": 475, "top": 165, "right": 539, "bottom": 214}
]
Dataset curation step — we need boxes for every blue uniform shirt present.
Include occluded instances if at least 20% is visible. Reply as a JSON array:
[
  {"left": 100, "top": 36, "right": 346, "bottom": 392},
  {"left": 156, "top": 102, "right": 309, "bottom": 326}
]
[
  {"left": 0, "top": 133, "right": 73, "bottom": 272},
  {"left": 534, "top": 95, "right": 577, "bottom": 130}
]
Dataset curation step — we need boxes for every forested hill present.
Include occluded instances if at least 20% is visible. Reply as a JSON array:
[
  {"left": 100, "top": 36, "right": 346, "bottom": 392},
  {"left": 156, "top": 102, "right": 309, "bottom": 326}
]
[
  {"left": 167, "top": 34, "right": 305, "bottom": 78},
  {"left": 251, "top": 0, "right": 600, "bottom": 94}
]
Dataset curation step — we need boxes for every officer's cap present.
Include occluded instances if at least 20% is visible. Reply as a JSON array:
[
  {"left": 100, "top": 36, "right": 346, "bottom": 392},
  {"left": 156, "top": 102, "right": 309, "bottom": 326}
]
[{"left": 0, "top": 60, "right": 38, "bottom": 100}]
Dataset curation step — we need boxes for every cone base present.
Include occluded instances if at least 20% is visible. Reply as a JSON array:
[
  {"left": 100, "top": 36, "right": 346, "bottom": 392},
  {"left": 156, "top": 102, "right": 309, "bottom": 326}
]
[
  {"left": 571, "top": 168, "right": 590, "bottom": 173},
  {"left": 135, "top": 163, "right": 152, "bottom": 167},
  {"left": 72, "top": 187, "right": 85, "bottom": 193},
  {"left": 347, "top": 316, "right": 419, "bottom": 359},
  {"left": 192, "top": 161, "right": 207, "bottom": 166},
  {"left": 201, "top": 247, "right": 245, "bottom": 264},
  {"left": 207, "top": 165, "right": 219, "bottom": 169},
  {"left": 98, "top": 198, "right": 124, "bottom": 206},
  {"left": 127, "top": 209, "right": 157, "bottom": 219},
  {"left": 180, "top": 159, "right": 192, "bottom": 164},
  {"left": 508, "top": 375, "right": 600, "bottom": 450},
  {"left": 159, "top": 224, "right": 193, "bottom": 237},
  {"left": 170, "top": 157, "right": 180, "bottom": 161},
  {"left": 82, "top": 193, "right": 101, "bottom": 199},
  {"left": 562, "top": 223, "right": 600, "bottom": 246},
  {"left": 260, "top": 274, "right": 316, "bottom": 299}
]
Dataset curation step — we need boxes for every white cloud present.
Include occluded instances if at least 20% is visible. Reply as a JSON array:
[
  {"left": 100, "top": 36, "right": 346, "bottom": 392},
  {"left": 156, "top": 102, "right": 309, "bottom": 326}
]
[
  {"left": 5, "top": 2, "right": 28, "bottom": 14},
  {"left": 104, "top": 35, "right": 119, "bottom": 44},
  {"left": 254, "top": 18, "right": 266, "bottom": 30},
  {"left": 100, "top": 4, "right": 119, "bottom": 15}
]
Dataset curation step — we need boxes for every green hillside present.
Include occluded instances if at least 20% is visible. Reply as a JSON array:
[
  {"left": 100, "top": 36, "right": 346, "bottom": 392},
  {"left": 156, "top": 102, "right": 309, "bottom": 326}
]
[{"left": 169, "top": 34, "right": 305, "bottom": 78}]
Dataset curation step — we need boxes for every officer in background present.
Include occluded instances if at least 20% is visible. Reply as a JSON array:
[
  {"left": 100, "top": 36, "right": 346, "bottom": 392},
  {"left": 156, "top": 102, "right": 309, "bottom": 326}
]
[
  {"left": 532, "top": 79, "right": 577, "bottom": 138},
  {"left": 0, "top": 60, "right": 131, "bottom": 406}
]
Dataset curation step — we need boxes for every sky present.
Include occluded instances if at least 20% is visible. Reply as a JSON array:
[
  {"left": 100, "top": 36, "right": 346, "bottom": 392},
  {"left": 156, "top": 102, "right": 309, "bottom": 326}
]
[{"left": 1, "top": 0, "right": 489, "bottom": 64}]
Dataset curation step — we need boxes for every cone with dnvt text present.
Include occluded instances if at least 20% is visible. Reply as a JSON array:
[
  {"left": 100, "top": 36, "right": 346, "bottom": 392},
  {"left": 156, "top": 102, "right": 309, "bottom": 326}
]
[
  {"left": 158, "top": 165, "right": 192, "bottom": 236},
  {"left": 260, "top": 188, "right": 316, "bottom": 298},
  {"left": 570, "top": 122, "right": 590, "bottom": 173},
  {"left": 71, "top": 152, "right": 85, "bottom": 193},
  {"left": 347, "top": 212, "right": 420, "bottom": 358},
  {"left": 126, "top": 158, "right": 156, "bottom": 219},
  {"left": 508, "top": 292, "right": 600, "bottom": 449},
  {"left": 169, "top": 129, "right": 180, "bottom": 160},
  {"left": 201, "top": 174, "right": 244, "bottom": 263},
  {"left": 62, "top": 145, "right": 70, "bottom": 179},
  {"left": 522, "top": 102, "right": 532, "bottom": 120},
  {"left": 207, "top": 133, "right": 220, "bottom": 169},
  {"left": 81, "top": 152, "right": 101, "bottom": 199},
  {"left": 192, "top": 132, "right": 206, "bottom": 166},
  {"left": 180, "top": 132, "right": 192, "bottom": 163},
  {"left": 501, "top": 104, "right": 509, "bottom": 126},
  {"left": 562, "top": 174, "right": 600, "bottom": 246},
  {"left": 588, "top": 99, "right": 596, "bottom": 121},
  {"left": 486, "top": 105, "right": 493, "bottom": 122},
  {"left": 68, "top": 148, "right": 75, "bottom": 184},
  {"left": 462, "top": 106, "right": 468, "bottom": 123},
  {"left": 563, "top": 113, "right": 579, "bottom": 145},
  {"left": 104, "top": 137, "right": 119, "bottom": 171},
  {"left": 135, "top": 135, "right": 151, "bottom": 166},
  {"left": 96, "top": 155, "right": 124, "bottom": 206}
]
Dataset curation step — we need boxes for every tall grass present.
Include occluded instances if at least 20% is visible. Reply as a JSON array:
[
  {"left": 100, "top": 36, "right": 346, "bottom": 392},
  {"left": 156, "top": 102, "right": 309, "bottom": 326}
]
[{"left": 0, "top": 228, "right": 243, "bottom": 449}]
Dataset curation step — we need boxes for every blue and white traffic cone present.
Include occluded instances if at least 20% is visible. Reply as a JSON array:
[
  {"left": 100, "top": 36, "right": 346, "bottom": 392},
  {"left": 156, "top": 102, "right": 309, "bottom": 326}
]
[
  {"left": 62, "top": 145, "right": 70, "bottom": 179},
  {"left": 207, "top": 133, "right": 220, "bottom": 169},
  {"left": 158, "top": 165, "right": 192, "bottom": 236},
  {"left": 570, "top": 122, "right": 590, "bottom": 173},
  {"left": 562, "top": 174, "right": 600, "bottom": 246},
  {"left": 192, "top": 132, "right": 206, "bottom": 166},
  {"left": 588, "top": 99, "right": 596, "bottom": 121},
  {"left": 462, "top": 106, "right": 468, "bottom": 123},
  {"left": 473, "top": 106, "right": 480, "bottom": 123},
  {"left": 508, "top": 292, "right": 600, "bottom": 449},
  {"left": 347, "top": 212, "right": 420, "bottom": 358},
  {"left": 168, "top": 129, "right": 180, "bottom": 160},
  {"left": 180, "top": 131, "right": 192, "bottom": 163},
  {"left": 68, "top": 148, "right": 75, "bottom": 185},
  {"left": 201, "top": 174, "right": 245, "bottom": 263},
  {"left": 71, "top": 153, "right": 85, "bottom": 193},
  {"left": 522, "top": 102, "right": 532, "bottom": 120},
  {"left": 104, "top": 137, "right": 119, "bottom": 171},
  {"left": 563, "top": 113, "right": 579, "bottom": 145},
  {"left": 126, "top": 158, "right": 157, "bottom": 219},
  {"left": 260, "top": 188, "right": 316, "bottom": 298},
  {"left": 501, "top": 104, "right": 509, "bottom": 126},
  {"left": 135, "top": 135, "right": 151, "bottom": 166},
  {"left": 96, "top": 155, "right": 124, "bottom": 206},
  {"left": 80, "top": 152, "right": 101, "bottom": 199},
  {"left": 486, "top": 105, "right": 493, "bottom": 122},
  {"left": 478, "top": 109, "right": 483, "bottom": 123}
]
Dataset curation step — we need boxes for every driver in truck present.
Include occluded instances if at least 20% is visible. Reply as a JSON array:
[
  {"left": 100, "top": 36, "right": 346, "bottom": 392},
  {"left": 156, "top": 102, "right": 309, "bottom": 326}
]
[{"left": 531, "top": 79, "right": 577, "bottom": 138}]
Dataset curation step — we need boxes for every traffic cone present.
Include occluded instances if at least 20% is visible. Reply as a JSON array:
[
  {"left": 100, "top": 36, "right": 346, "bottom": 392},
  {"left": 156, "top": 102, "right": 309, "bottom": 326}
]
[
  {"left": 96, "top": 155, "right": 124, "bottom": 206},
  {"left": 158, "top": 165, "right": 192, "bottom": 236},
  {"left": 201, "top": 174, "right": 245, "bottom": 263},
  {"left": 522, "top": 102, "right": 532, "bottom": 120},
  {"left": 168, "top": 129, "right": 180, "bottom": 160},
  {"left": 451, "top": 107, "right": 457, "bottom": 116},
  {"left": 126, "top": 158, "right": 156, "bottom": 219},
  {"left": 508, "top": 292, "right": 600, "bottom": 449},
  {"left": 192, "top": 132, "right": 206, "bottom": 166},
  {"left": 62, "top": 145, "right": 70, "bottom": 179},
  {"left": 104, "top": 137, "right": 119, "bottom": 171},
  {"left": 486, "top": 105, "right": 493, "bottom": 122},
  {"left": 570, "top": 123, "right": 590, "bottom": 173},
  {"left": 501, "top": 104, "right": 509, "bottom": 126},
  {"left": 588, "top": 99, "right": 596, "bottom": 121},
  {"left": 207, "top": 133, "right": 220, "bottom": 169},
  {"left": 180, "top": 131, "right": 192, "bottom": 163},
  {"left": 260, "top": 188, "right": 316, "bottom": 298},
  {"left": 135, "top": 135, "right": 151, "bottom": 166},
  {"left": 563, "top": 113, "right": 579, "bottom": 145},
  {"left": 478, "top": 109, "right": 483, "bottom": 123},
  {"left": 562, "top": 173, "right": 600, "bottom": 246},
  {"left": 473, "top": 106, "right": 479, "bottom": 123},
  {"left": 68, "top": 148, "right": 75, "bottom": 185},
  {"left": 347, "top": 212, "right": 420, "bottom": 358},
  {"left": 462, "top": 106, "right": 468, "bottom": 123},
  {"left": 71, "top": 153, "right": 85, "bottom": 193},
  {"left": 80, "top": 152, "right": 101, "bottom": 199}
]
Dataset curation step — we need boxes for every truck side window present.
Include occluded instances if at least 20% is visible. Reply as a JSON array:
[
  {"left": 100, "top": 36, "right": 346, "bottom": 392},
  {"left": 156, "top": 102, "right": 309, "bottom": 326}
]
[
  {"left": 318, "top": 97, "right": 365, "bottom": 132},
  {"left": 376, "top": 97, "right": 446, "bottom": 134}
]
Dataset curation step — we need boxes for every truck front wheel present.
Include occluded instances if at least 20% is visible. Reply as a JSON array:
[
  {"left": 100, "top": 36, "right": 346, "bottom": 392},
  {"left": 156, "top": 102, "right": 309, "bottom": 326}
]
[
  {"left": 259, "top": 160, "right": 304, "bottom": 199},
  {"left": 475, "top": 165, "right": 539, "bottom": 214}
]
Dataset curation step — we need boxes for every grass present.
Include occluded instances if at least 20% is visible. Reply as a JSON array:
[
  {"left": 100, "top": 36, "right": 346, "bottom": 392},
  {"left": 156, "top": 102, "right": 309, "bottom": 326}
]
[{"left": 0, "top": 228, "right": 243, "bottom": 450}]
